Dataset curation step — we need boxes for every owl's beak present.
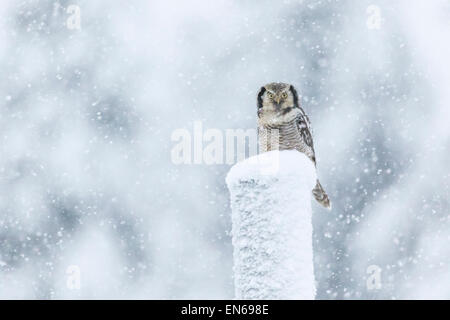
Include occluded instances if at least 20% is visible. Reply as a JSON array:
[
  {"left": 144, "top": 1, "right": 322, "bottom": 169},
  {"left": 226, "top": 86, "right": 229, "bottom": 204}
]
[{"left": 274, "top": 96, "right": 281, "bottom": 104}]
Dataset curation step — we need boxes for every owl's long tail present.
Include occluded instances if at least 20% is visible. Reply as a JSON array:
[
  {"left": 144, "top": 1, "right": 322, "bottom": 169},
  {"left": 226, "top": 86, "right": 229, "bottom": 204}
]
[{"left": 312, "top": 180, "right": 331, "bottom": 210}]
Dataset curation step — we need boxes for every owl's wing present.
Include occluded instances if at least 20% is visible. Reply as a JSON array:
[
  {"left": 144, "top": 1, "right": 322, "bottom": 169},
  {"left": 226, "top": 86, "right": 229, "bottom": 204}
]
[{"left": 296, "top": 110, "right": 316, "bottom": 163}]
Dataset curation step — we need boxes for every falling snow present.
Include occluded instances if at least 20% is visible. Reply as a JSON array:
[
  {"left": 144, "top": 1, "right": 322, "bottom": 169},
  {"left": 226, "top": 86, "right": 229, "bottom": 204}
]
[{"left": 0, "top": 0, "right": 449, "bottom": 299}]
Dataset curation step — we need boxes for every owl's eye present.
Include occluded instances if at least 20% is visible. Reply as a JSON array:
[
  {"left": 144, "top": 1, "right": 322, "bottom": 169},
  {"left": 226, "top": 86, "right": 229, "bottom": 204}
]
[
  {"left": 267, "top": 92, "right": 274, "bottom": 99},
  {"left": 281, "top": 92, "right": 288, "bottom": 99}
]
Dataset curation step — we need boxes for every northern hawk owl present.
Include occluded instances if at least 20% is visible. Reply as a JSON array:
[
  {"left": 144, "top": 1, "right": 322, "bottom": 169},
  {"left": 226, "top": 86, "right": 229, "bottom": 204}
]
[{"left": 257, "top": 82, "right": 331, "bottom": 209}]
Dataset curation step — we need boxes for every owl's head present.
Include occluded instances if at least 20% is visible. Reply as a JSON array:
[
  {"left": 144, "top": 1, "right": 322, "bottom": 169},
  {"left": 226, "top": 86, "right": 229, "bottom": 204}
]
[{"left": 257, "top": 82, "right": 300, "bottom": 121}]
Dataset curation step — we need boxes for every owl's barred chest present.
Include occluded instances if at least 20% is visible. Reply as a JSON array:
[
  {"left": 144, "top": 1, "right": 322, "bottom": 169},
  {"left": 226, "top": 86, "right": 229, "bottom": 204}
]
[{"left": 258, "top": 119, "right": 305, "bottom": 153}]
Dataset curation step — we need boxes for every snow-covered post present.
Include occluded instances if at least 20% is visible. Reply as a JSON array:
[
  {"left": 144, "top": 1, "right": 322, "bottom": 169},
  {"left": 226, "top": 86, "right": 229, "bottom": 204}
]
[{"left": 226, "top": 150, "right": 317, "bottom": 299}]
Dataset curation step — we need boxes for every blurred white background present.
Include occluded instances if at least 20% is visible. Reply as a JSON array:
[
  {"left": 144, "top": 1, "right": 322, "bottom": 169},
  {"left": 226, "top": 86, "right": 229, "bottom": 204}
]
[{"left": 0, "top": 0, "right": 449, "bottom": 299}]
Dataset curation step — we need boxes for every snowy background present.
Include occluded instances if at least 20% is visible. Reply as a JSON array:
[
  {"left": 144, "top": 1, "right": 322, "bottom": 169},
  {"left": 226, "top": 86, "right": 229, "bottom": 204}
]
[{"left": 0, "top": 0, "right": 449, "bottom": 299}]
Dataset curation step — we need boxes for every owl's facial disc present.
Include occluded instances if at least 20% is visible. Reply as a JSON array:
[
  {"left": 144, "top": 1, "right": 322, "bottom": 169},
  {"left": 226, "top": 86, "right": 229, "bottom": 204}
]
[
  {"left": 257, "top": 83, "right": 300, "bottom": 122},
  {"left": 266, "top": 90, "right": 289, "bottom": 107}
]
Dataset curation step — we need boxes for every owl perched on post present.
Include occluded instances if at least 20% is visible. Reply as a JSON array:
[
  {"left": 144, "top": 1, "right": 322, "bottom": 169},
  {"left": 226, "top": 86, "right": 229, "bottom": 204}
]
[{"left": 257, "top": 82, "right": 331, "bottom": 209}]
